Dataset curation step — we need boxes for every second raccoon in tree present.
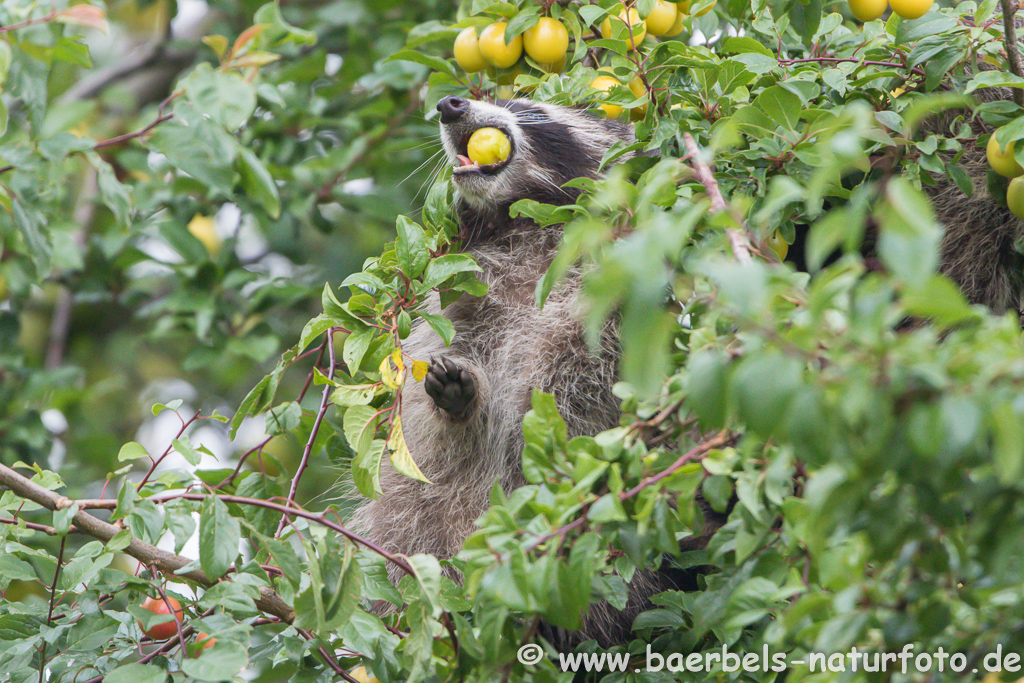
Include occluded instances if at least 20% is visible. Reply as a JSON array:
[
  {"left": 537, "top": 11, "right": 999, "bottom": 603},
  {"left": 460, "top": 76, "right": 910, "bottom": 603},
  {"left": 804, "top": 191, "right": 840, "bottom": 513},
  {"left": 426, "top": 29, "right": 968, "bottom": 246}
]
[{"left": 348, "top": 96, "right": 704, "bottom": 648}]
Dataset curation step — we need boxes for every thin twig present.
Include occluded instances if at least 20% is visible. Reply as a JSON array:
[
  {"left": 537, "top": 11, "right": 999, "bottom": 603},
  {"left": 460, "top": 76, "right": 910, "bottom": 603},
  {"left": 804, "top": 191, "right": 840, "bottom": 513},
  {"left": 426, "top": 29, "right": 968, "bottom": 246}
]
[
  {"left": 0, "top": 516, "right": 64, "bottom": 535},
  {"left": 151, "top": 575, "right": 189, "bottom": 658},
  {"left": 136, "top": 410, "right": 202, "bottom": 489},
  {"left": 296, "top": 626, "right": 356, "bottom": 680},
  {"left": 38, "top": 536, "right": 67, "bottom": 683},
  {"left": 0, "top": 98, "right": 178, "bottom": 177},
  {"left": 276, "top": 329, "right": 339, "bottom": 537},
  {"left": 0, "top": 10, "right": 58, "bottom": 34},
  {"left": 1001, "top": 0, "right": 1024, "bottom": 107},
  {"left": 522, "top": 432, "right": 731, "bottom": 553}
]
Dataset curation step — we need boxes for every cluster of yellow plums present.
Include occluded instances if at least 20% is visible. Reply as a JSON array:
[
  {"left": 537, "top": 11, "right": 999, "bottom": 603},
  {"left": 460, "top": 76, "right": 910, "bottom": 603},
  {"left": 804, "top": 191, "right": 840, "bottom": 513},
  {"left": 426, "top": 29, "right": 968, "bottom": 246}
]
[
  {"left": 987, "top": 132, "right": 1024, "bottom": 220},
  {"left": 452, "top": 1, "right": 714, "bottom": 121},
  {"left": 847, "top": 0, "right": 933, "bottom": 21},
  {"left": 452, "top": 1, "right": 715, "bottom": 76}
]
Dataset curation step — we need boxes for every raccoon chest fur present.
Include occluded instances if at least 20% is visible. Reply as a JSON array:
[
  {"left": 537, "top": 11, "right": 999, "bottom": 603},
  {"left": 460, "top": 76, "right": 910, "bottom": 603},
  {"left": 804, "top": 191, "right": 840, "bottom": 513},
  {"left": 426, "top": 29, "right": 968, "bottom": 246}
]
[{"left": 350, "top": 223, "right": 619, "bottom": 576}]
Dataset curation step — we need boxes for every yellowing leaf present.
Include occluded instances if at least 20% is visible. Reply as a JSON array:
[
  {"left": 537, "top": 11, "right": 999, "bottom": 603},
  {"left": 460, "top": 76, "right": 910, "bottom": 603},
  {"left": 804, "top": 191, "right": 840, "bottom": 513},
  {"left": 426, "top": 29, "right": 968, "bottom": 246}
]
[
  {"left": 379, "top": 356, "right": 397, "bottom": 390},
  {"left": 203, "top": 35, "right": 229, "bottom": 59},
  {"left": 387, "top": 416, "right": 431, "bottom": 484},
  {"left": 230, "top": 51, "right": 281, "bottom": 69},
  {"left": 188, "top": 215, "right": 221, "bottom": 254},
  {"left": 379, "top": 352, "right": 406, "bottom": 390},
  {"left": 411, "top": 360, "right": 430, "bottom": 382}
]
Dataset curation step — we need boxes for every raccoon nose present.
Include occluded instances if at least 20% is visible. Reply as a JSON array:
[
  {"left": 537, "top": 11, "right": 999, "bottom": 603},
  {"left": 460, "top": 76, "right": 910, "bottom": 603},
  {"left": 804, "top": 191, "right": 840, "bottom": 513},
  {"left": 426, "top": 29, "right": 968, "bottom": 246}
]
[{"left": 437, "top": 96, "right": 469, "bottom": 124}]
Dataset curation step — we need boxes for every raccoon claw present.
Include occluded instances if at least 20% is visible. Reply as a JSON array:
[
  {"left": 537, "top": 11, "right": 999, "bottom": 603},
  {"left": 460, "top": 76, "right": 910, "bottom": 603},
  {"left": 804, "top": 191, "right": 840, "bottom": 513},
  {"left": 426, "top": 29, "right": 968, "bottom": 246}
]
[{"left": 424, "top": 357, "right": 477, "bottom": 418}]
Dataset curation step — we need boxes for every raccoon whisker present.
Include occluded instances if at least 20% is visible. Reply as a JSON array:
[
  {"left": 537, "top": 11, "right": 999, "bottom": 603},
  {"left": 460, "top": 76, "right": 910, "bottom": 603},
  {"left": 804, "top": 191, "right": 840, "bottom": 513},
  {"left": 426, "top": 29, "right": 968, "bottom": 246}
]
[
  {"left": 400, "top": 148, "right": 447, "bottom": 188},
  {"left": 406, "top": 140, "right": 444, "bottom": 151},
  {"left": 411, "top": 158, "right": 451, "bottom": 206}
]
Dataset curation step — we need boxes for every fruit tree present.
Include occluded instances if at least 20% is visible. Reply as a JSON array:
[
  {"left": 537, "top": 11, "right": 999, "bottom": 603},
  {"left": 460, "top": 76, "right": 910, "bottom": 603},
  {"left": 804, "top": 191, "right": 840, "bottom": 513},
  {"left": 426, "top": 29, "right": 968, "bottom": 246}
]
[{"left": 4, "top": 0, "right": 1024, "bottom": 682}]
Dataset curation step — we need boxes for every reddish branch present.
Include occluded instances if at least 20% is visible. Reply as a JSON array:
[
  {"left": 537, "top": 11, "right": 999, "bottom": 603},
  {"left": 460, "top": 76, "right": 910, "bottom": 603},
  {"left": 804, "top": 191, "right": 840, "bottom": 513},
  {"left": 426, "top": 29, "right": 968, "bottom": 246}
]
[
  {"left": 681, "top": 133, "right": 754, "bottom": 263},
  {"left": 522, "top": 431, "right": 731, "bottom": 553},
  {"left": 136, "top": 410, "right": 202, "bottom": 489},
  {"left": 0, "top": 10, "right": 58, "bottom": 34},
  {"left": 39, "top": 536, "right": 67, "bottom": 683},
  {"left": 0, "top": 516, "right": 63, "bottom": 535},
  {"left": 276, "top": 329, "right": 339, "bottom": 537},
  {"left": 152, "top": 575, "right": 190, "bottom": 658},
  {"left": 0, "top": 94, "right": 177, "bottom": 176}
]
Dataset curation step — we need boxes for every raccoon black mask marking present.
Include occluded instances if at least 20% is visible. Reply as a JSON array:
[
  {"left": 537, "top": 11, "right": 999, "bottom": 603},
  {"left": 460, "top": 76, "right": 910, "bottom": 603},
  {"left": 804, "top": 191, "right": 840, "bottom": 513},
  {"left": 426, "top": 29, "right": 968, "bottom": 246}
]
[{"left": 438, "top": 96, "right": 633, "bottom": 246}]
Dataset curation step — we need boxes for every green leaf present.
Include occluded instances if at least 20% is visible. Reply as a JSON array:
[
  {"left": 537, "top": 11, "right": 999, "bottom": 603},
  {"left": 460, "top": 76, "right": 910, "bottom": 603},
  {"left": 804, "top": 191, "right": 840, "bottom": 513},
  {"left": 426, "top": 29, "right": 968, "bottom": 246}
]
[
  {"left": 414, "top": 310, "right": 456, "bottom": 346},
  {"left": 148, "top": 111, "right": 237, "bottom": 194},
  {"left": 172, "top": 436, "right": 203, "bottom": 466},
  {"left": 118, "top": 442, "right": 149, "bottom": 462},
  {"left": 352, "top": 438, "right": 386, "bottom": 499},
  {"left": 731, "top": 352, "right": 803, "bottom": 438},
  {"left": 753, "top": 85, "right": 802, "bottom": 132},
  {"left": 343, "top": 326, "right": 376, "bottom": 373},
  {"left": 180, "top": 63, "right": 257, "bottom": 131},
  {"left": 901, "top": 276, "right": 979, "bottom": 327},
  {"left": 236, "top": 146, "right": 281, "bottom": 218},
  {"left": 421, "top": 254, "right": 481, "bottom": 290},
  {"left": 180, "top": 640, "right": 249, "bottom": 682},
  {"left": 893, "top": 13, "right": 957, "bottom": 45},
  {"left": 199, "top": 496, "right": 241, "bottom": 579},
  {"left": 395, "top": 216, "right": 431, "bottom": 278},
  {"left": 265, "top": 401, "right": 303, "bottom": 436},
  {"left": 876, "top": 178, "right": 941, "bottom": 289},
  {"left": 230, "top": 371, "right": 282, "bottom": 439},
  {"left": 384, "top": 48, "right": 457, "bottom": 78},
  {"left": 102, "top": 664, "right": 168, "bottom": 683},
  {"left": 343, "top": 405, "right": 378, "bottom": 456},
  {"left": 253, "top": 2, "right": 317, "bottom": 45}
]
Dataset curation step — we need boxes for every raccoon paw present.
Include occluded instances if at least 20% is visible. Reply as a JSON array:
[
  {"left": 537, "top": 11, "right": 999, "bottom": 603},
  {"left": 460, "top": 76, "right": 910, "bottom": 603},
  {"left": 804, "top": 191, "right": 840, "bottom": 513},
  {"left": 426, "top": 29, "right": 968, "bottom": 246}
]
[{"left": 424, "top": 357, "right": 477, "bottom": 418}]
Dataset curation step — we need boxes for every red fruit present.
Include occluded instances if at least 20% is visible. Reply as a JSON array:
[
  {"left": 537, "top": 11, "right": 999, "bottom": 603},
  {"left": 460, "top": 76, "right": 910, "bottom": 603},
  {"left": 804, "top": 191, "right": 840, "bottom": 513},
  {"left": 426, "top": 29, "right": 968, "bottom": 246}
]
[{"left": 138, "top": 595, "right": 184, "bottom": 641}]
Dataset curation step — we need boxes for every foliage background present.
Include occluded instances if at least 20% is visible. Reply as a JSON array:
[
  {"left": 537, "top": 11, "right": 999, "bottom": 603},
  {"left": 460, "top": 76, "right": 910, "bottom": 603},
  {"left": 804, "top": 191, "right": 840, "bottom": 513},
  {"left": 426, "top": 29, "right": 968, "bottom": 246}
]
[{"left": 6, "top": 0, "right": 1024, "bottom": 682}]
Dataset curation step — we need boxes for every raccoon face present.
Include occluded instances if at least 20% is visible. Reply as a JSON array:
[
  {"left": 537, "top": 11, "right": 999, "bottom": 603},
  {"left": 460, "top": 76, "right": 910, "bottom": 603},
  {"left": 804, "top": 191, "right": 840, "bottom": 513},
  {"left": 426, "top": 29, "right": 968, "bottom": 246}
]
[{"left": 436, "top": 97, "right": 634, "bottom": 213}]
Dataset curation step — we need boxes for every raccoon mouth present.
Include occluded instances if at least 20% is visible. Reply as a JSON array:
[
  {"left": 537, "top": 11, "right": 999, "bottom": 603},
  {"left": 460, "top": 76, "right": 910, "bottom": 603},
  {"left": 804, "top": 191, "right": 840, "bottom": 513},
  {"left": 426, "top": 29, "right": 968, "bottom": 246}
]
[{"left": 452, "top": 129, "right": 513, "bottom": 177}]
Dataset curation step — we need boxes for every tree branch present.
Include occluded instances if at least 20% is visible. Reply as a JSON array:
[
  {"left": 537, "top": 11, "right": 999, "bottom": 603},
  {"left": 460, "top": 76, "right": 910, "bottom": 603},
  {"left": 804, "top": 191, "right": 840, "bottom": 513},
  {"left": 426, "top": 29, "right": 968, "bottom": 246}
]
[
  {"left": 0, "top": 463, "right": 296, "bottom": 624},
  {"left": 1001, "top": 0, "right": 1024, "bottom": 107},
  {"left": 682, "top": 133, "right": 754, "bottom": 263}
]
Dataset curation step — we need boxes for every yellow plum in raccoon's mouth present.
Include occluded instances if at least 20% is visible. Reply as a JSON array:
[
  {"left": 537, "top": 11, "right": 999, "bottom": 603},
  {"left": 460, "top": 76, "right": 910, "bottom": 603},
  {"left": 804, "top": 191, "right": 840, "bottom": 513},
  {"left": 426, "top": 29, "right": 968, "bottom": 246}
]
[{"left": 466, "top": 127, "right": 511, "bottom": 166}]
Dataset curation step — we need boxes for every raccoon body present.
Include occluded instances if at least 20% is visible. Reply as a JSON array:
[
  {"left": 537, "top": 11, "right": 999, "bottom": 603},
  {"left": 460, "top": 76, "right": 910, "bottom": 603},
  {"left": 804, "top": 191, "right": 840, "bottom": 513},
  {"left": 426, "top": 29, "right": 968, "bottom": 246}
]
[
  {"left": 348, "top": 97, "right": 667, "bottom": 647},
  {"left": 925, "top": 87, "right": 1024, "bottom": 316}
]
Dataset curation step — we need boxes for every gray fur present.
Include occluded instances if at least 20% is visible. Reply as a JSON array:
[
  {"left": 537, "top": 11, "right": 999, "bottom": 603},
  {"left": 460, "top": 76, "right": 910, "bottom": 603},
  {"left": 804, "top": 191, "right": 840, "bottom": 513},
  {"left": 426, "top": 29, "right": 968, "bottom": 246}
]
[
  {"left": 925, "top": 84, "right": 1024, "bottom": 316},
  {"left": 348, "top": 98, "right": 661, "bottom": 647}
]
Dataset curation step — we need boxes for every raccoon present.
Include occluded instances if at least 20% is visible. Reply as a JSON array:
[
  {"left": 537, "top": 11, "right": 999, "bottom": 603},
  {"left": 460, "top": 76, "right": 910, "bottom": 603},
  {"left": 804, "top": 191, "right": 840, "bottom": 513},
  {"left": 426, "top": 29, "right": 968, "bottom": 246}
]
[{"left": 348, "top": 96, "right": 679, "bottom": 647}]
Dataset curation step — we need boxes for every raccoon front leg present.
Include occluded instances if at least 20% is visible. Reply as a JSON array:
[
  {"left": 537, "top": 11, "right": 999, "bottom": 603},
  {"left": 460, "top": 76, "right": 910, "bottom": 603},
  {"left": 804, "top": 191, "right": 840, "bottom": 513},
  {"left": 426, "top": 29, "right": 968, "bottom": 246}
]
[{"left": 424, "top": 356, "right": 478, "bottom": 418}]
